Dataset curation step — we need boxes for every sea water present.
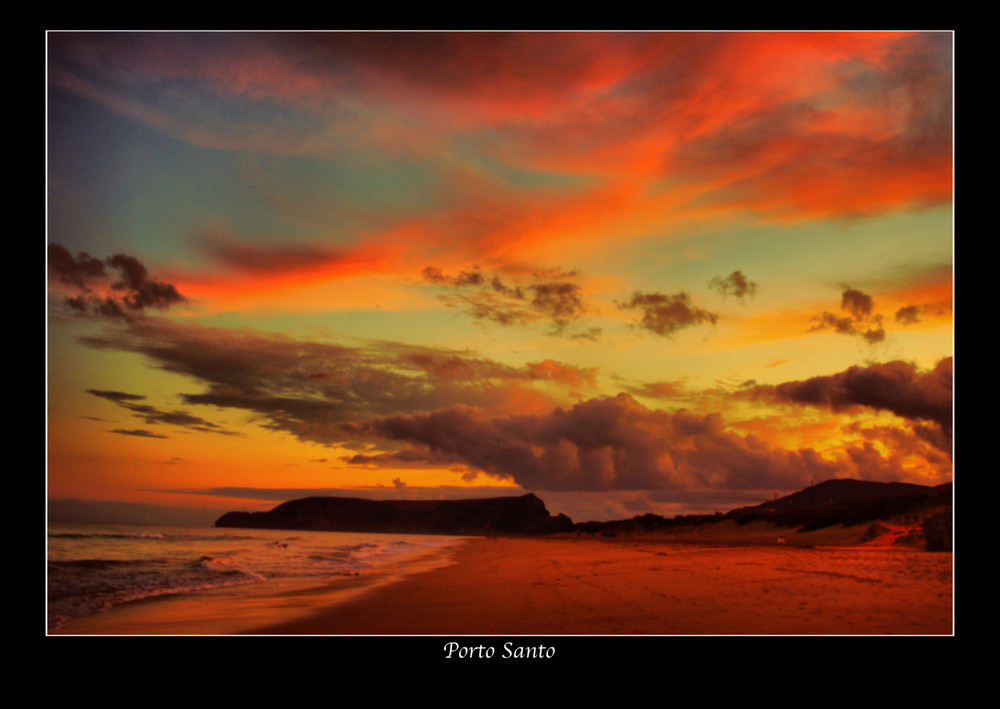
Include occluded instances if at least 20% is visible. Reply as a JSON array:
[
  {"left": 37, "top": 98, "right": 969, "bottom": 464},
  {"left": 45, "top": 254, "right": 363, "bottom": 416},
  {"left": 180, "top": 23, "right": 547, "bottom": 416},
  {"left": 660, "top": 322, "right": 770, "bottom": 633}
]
[{"left": 47, "top": 521, "right": 467, "bottom": 634}]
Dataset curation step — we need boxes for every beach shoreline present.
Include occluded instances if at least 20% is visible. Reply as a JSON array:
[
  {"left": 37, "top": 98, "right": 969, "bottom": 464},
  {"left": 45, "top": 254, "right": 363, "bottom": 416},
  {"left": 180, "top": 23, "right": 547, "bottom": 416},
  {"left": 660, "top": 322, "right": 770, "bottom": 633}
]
[
  {"left": 48, "top": 530, "right": 469, "bottom": 636},
  {"left": 253, "top": 528, "right": 951, "bottom": 636},
  {"left": 50, "top": 527, "right": 953, "bottom": 636}
]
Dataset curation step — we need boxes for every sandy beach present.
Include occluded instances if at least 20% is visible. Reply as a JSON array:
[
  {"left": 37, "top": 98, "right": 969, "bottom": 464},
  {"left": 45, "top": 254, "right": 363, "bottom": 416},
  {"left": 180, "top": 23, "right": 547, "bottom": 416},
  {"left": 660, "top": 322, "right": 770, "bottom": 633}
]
[
  {"left": 250, "top": 532, "right": 951, "bottom": 636},
  {"left": 51, "top": 521, "right": 952, "bottom": 636}
]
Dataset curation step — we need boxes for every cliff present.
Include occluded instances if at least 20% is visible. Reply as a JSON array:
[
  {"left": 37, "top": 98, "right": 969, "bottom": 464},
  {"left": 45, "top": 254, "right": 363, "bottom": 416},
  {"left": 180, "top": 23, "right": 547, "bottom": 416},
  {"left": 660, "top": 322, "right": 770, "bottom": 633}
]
[{"left": 215, "top": 493, "right": 574, "bottom": 537}]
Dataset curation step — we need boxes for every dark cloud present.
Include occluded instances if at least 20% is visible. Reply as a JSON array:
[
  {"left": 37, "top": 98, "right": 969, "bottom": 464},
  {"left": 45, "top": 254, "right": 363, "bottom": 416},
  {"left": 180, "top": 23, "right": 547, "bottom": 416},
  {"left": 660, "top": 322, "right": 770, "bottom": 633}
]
[
  {"left": 359, "top": 387, "right": 951, "bottom": 494},
  {"left": 619, "top": 291, "right": 718, "bottom": 336},
  {"left": 811, "top": 312, "right": 856, "bottom": 335},
  {"left": 109, "top": 429, "right": 169, "bottom": 438},
  {"left": 107, "top": 253, "right": 184, "bottom": 311},
  {"left": 423, "top": 265, "right": 592, "bottom": 336},
  {"left": 77, "top": 320, "right": 578, "bottom": 446},
  {"left": 345, "top": 447, "right": 469, "bottom": 468},
  {"left": 202, "top": 233, "right": 343, "bottom": 274},
  {"left": 87, "top": 389, "right": 147, "bottom": 403},
  {"left": 810, "top": 285, "right": 885, "bottom": 344},
  {"left": 48, "top": 244, "right": 185, "bottom": 320},
  {"left": 531, "top": 282, "right": 585, "bottom": 332},
  {"left": 447, "top": 290, "right": 534, "bottom": 327},
  {"left": 366, "top": 393, "right": 845, "bottom": 492},
  {"left": 48, "top": 244, "right": 107, "bottom": 289},
  {"left": 755, "top": 357, "right": 952, "bottom": 448},
  {"left": 135, "top": 407, "right": 236, "bottom": 433},
  {"left": 861, "top": 325, "right": 886, "bottom": 344},
  {"left": 421, "top": 266, "right": 448, "bottom": 284},
  {"left": 422, "top": 265, "right": 487, "bottom": 288},
  {"left": 397, "top": 351, "right": 514, "bottom": 382},
  {"left": 709, "top": 270, "right": 757, "bottom": 302},
  {"left": 86, "top": 387, "right": 237, "bottom": 436},
  {"left": 840, "top": 286, "right": 874, "bottom": 320},
  {"left": 453, "top": 266, "right": 486, "bottom": 287},
  {"left": 490, "top": 275, "right": 525, "bottom": 299},
  {"left": 895, "top": 305, "right": 922, "bottom": 324}
]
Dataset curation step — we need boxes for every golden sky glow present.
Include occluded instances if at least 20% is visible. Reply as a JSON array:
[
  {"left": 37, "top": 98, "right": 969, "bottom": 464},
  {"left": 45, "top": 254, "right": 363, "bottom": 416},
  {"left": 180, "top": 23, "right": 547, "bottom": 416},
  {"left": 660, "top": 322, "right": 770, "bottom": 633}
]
[{"left": 47, "top": 31, "right": 953, "bottom": 524}]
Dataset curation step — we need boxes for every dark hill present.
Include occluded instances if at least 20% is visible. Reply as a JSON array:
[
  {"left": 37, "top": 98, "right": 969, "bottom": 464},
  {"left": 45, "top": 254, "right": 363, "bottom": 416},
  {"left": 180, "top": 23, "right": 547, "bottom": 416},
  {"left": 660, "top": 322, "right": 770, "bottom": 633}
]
[
  {"left": 744, "top": 479, "right": 946, "bottom": 513},
  {"left": 214, "top": 493, "right": 574, "bottom": 537},
  {"left": 725, "top": 478, "right": 952, "bottom": 533},
  {"left": 570, "top": 478, "right": 952, "bottom": 549}
]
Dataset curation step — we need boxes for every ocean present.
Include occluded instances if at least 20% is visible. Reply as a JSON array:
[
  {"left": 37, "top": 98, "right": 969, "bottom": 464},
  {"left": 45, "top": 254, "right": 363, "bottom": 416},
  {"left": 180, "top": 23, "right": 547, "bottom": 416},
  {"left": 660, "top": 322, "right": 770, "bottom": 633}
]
[{"left": 47, "top": 521, "right": 468, "bottom": 634}]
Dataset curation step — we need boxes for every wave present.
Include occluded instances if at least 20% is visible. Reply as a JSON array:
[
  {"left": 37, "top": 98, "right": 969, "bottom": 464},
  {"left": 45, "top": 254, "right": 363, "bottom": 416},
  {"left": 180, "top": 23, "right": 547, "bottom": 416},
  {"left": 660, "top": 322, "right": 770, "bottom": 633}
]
[
  {"left": 47, "top": 570, "right": 265, "bottom": 631},
  {"left": 47, "top": 526, "right": 467, "bottom": 631}
]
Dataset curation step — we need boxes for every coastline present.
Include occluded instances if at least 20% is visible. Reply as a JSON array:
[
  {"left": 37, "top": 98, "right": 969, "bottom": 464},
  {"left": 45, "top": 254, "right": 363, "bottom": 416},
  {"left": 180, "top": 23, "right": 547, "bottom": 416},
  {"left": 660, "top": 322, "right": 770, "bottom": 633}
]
[
  {"left": 248, "top": 534, "right": 952, "bottom": 636},
  {"left": 50, "top": 526, "right": 952, "bottom": 636},
  {"left": 49, "top": 534, "right": 468, "bottom": 635}
]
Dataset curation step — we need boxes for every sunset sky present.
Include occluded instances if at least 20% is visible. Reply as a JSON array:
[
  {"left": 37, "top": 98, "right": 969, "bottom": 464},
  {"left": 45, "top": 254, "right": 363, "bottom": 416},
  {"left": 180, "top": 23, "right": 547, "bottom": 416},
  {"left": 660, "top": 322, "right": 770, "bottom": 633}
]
[{"left": 46, "top": 31, "right": 953, "bottom": 525}]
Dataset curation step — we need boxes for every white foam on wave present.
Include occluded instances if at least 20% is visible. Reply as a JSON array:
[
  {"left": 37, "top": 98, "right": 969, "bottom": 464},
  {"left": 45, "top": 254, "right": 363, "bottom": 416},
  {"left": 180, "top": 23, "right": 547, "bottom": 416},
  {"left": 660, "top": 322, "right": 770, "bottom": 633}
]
[{"left": 48, "top": 523, "right": 468, "bottom": 631}]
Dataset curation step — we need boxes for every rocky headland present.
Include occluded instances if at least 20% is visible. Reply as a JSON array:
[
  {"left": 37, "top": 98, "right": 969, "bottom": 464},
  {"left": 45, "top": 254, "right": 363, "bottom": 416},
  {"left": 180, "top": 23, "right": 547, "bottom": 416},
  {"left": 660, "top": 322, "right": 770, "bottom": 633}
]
[{"left": 215, "top": 492, "right": 574, "bottom": 537}]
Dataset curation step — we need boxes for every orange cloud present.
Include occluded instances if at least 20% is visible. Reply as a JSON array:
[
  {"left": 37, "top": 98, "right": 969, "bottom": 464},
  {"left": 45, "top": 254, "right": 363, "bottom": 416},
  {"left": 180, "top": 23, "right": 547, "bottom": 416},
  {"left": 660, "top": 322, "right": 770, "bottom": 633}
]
[
  {"left": 525, "top": 360, "right": 599, "bottom": 389},
  {"left": 53, "top": 32, "right": 951, "bottom": 301},
  {"left": 879, "top": 266, "right": 953, "bottom": 326}
]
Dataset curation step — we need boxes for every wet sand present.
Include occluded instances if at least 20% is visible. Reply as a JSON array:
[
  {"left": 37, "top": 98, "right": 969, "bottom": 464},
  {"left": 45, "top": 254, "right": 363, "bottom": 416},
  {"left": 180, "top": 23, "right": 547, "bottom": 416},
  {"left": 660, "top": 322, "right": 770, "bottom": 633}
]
[
  {"left": 49, "top": 538, "right": 463, "bottom": 636},
  {"left": 250, "top": 532, "right": 953, "bottom": 636}
]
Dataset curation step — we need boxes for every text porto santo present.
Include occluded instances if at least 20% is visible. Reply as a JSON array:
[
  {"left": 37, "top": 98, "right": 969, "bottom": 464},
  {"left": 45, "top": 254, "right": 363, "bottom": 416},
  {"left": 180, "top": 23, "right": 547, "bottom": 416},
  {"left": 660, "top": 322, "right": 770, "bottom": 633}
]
[{"left": 443, "top": 642, "right": 555, "bottom": 660}]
